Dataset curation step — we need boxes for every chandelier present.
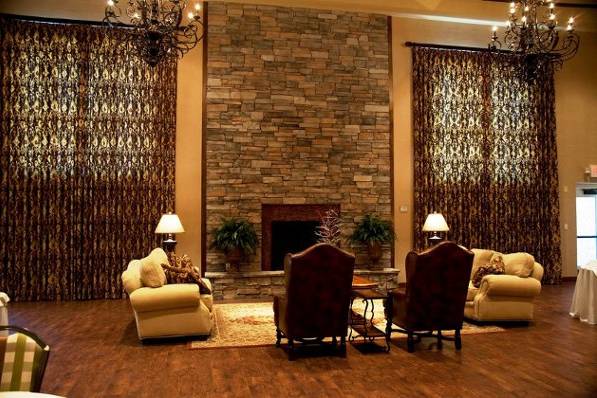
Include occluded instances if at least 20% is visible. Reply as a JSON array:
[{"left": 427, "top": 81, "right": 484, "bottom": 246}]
[
  {"left": 104, "top": 0, "right": 205, "bottom": 67},
  {"left": 489, "top": 0, "right": 580, "bottom": 73}
]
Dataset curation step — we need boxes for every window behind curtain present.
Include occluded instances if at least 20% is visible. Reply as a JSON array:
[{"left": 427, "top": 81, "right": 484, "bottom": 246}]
[
  {"left": 412, "top": 47, "right": 561, "bottom": 284},
  {"left": 0, "top": 18, "right": 176, "bottom": 300}
]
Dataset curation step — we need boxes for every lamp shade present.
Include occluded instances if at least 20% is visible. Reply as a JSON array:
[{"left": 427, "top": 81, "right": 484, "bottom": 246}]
[
  {"left": 422, "top": 213, "right": 449, "bottom": 232},
  {"left": 155, "top": 213, "right": 185, "bottom": 234}
]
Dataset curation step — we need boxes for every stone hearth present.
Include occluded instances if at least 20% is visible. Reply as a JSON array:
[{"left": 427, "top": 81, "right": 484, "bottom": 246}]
[{"left": 207, "top": 268, "right": 400, "bottom": 301}]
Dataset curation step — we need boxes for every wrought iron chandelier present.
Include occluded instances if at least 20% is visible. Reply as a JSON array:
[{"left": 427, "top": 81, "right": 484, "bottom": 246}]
[
  {"left": 489, "top": 0, "right": 580, "bottom": 72},
  {"left": 104, "top": 0, "right": 205, "bottom": 67}
]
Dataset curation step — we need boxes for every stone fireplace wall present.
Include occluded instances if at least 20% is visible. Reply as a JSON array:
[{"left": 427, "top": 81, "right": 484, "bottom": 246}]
[{"left": 205, "top": 2, "right": 391, "bottom": 272}]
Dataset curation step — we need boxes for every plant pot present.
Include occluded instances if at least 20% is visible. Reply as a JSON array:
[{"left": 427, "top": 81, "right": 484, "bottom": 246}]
[
  {"left": 225, "top": 248, "right": 242, "bottom": 271},
  {"left": 367, "top": 241, "right": 382, "bottom": 264}
]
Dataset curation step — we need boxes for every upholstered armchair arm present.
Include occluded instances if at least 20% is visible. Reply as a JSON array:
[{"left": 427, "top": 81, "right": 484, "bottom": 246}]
[
  {"left": 199, "top": 279, "right": 214, "bottom": 311},
  {"left": 201, "top": 278, "right": 212, "bottom": 292},
  {"left": 479, "top": 275, "right": 541, "bottom": 298},
  {"left": 530, "top": 262, "right": 544, "bottom": 282},
  {"left": 130, "top": 284, "right": 200, "bottom": 313},
  {"left": 389, "top": 288, "right": 407, "bottom": 299},
  {"left": 388, "top": 288, "right": 408, "bottom": 324},
  {"left": 0, "top": 292, "right": 9, "bottom": 306}
]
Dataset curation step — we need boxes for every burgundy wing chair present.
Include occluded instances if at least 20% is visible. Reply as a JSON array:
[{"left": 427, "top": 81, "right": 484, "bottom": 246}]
[
  {"left": 273, "top": 243, "right": 355, "bottom": 360},
  {"left": 387, "top": 241, "right": 473, "bottom": 352}
]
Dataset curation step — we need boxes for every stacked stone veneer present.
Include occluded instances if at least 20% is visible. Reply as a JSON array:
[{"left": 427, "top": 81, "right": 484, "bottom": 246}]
[
  {"left": 205, "top": 2, "right": 391, "bottom": 272},
  {"left": 208, "top": 269, "right": 400, "bottom": 301}
]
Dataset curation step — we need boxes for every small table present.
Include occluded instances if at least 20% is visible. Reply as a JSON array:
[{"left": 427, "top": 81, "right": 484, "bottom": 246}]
[
  {"left": 352, "top": 275, "right": 379, "bottom": 290},
  {"left": 349, "top": 283, "right": 391, "bottom": 352},
  {"left": 570, "top": 261, "right": 597, "bottom": 325}
]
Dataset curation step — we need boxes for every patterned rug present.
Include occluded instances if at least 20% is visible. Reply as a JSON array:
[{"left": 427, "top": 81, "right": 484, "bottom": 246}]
[{"left": 189, "top": 301, "right": 505, "bottom": 350}]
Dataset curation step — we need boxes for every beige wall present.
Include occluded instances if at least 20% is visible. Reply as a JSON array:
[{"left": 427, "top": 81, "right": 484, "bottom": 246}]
[
  {"left": 391, "top": 18, "right": 597, "bottom": 281},
  {"left": 556, "top": 32, "right": 597, "bottom": 277},
  {"left": 175, "top": 46, "right": 203, "bottom": 268},
  {"left": 176, "top": 5, "right": 597, "bottom": 279},
  {"left": 2, "top": 0, "right": 596, "bottom": 279},
  {"left": 391, "top": 18, "right": 494, "bottom": 282}
]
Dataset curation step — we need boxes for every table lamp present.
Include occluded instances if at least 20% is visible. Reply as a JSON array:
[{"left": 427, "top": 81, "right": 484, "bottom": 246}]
[
  {"left": 422, "top": 212, "right": 449, "bottom": 246},
  {"left": 155, "top": 213, "right": 184, "bottom": 252}
]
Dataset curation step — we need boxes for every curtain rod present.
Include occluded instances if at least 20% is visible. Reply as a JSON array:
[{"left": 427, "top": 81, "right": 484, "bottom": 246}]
[
  {"left": 404, "top": 41, "right": 559, "bottom": 58},
  {"left": 0, "top": 13, "right": 132, "bottom": 28},
  {"left": 404, "top": 41, "right": 496, "bottom": 53}
]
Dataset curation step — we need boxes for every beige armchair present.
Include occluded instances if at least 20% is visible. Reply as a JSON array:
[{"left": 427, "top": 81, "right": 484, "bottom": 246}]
[
  {"left": 122, "top": 248, "right": 214, "bottom": 340},
  {"left": 465, "top": 249, "right": 543, "bottom": 322},
  {"left": 0, "top": 293, "right": 9, "bottom": 337}
]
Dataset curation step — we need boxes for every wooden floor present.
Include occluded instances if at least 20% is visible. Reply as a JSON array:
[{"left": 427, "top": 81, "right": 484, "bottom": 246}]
[{"left": 8, "top": 282, "right": 597, "bottom": 398}]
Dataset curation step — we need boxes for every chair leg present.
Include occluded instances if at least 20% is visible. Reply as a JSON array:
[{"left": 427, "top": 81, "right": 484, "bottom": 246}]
[
  {"left": 407, "top": 331, "right": 415, "bottom": 353},
  {"left": 332, "top": 336, "right": 338, "bottom": 347},
  {"left": 339, "top": 335, "right": 347, "bottom": 357},
  {"left": 276, "top": 328, "right": 282, "bottom": 347},
  {"left": 437, "top": 330, "right": 443, "bottom": 349},
  {"left": 455, "top": 328, "right": 462, "bottom": 350},
  {"left": 288, "top": 338, "right": 296, "bottom": 361}
]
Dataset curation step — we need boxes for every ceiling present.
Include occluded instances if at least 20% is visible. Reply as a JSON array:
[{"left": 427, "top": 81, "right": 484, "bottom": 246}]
[{"left": 1, "top": 0, "right": 596, "bottom": 31}]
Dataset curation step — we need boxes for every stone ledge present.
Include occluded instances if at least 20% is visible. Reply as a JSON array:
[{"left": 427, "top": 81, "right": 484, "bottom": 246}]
[
  {"left": 354, "top": 268, "right": 400, "bottom": 276},
  {"left": 206, "top": 268, "right": 398, "bottom": 279},
  {"left": 207, "top": 268, "right": 400, "bottom": 301},
  {"left": 206, "top": 270, "right": 284, "bottom": 279}
]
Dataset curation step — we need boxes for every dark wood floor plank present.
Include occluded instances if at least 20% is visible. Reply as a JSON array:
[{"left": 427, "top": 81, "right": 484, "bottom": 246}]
[{"left": 6, "top": 283, "right": 597, "bottom": 397}]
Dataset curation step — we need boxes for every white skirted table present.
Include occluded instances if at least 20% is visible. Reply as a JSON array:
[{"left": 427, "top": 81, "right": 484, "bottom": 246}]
[{"left": 569, "top": 261, "right": 597, "bottom": 325}]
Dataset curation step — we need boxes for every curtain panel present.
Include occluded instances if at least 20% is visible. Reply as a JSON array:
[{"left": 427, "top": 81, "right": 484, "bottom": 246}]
[
  {"left": 412, "top": 47, "right": 561, "bottom": 284},
  {"left": 0, "top": 19, "right": 176, "bottom": 300}
]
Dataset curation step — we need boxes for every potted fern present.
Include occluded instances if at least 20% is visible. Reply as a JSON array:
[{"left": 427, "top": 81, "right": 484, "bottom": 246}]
[
  {"left": 211, "top": 218, "right": 258, "bottom": 271},
  {"left": 349, "top": 214, "right": 395, "bottom": 264}
]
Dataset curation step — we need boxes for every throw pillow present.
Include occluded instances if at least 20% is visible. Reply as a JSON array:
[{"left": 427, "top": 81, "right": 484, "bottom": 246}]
[
  {"left": 470, "top": 249, "right": 496, "bottom": 279},
  {"left": 503, "top": 252, "right": 535, "bottom": 278},
  {"left": 140, "top": 257, "right": 167, "bottom": 288},
  {"left": 162, "top": 253, "right": 212, "bottom": 294},
  {"left": 122, "top": 260, "right": 143, "bottom": 294},
  {"left": 471, "top": 253, "right": 506, "bottom": 288}
]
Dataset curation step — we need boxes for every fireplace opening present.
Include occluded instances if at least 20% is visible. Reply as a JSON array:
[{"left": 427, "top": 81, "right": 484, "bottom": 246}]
[
  {"left": 271, "top": 221, "right": 319, "bottom": 271},
  {"left": 261, "top": 204, "right": 340, "bottom": 271}
]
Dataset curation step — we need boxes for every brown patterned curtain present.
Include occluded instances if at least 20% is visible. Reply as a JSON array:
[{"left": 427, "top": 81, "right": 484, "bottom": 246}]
[
  {"left": 412, "top": 47, "right": 561, "bottom": 284},
  {"left": 0, "top": 18, "right": 176, "bottom": 300}
]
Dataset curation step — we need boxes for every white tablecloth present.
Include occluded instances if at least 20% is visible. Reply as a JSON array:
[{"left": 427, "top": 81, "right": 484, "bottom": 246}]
[{"left": 569, "top": 261, "right": 597, "bottom": 325}]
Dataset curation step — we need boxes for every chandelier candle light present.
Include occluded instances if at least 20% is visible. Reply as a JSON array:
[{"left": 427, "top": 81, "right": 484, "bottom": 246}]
[
  {"left": 489, "top": 0, "right": 580, "bottom": 73},
  {"left": 104, "top": 0, "right": 205, "bottom": 66}
]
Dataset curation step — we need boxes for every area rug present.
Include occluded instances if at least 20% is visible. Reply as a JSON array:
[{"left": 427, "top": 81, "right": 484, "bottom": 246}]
[{"left": 189, "top": 301, "right": 506, "bottom": 350}]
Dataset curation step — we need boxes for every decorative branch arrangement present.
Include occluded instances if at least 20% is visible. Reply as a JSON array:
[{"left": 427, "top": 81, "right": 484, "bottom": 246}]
[{"left": 315, "top": 209, "right": 342, "bottom": 247}]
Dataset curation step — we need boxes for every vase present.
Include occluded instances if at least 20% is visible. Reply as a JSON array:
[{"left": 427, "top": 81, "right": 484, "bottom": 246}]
[
  {"left": 225, "top": 248, "right": 242, "bottom": 272},
  {"left": 367, "top": 241, "right": 382, "bottom": 264}
]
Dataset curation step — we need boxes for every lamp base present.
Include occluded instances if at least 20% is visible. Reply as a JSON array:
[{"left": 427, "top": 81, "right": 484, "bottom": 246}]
[
  {"left": 162, "top": 235, "right": 177, "bottom": 253},
  {"left": 428, "top": 235, "right": 443, "bottom": 246}
]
